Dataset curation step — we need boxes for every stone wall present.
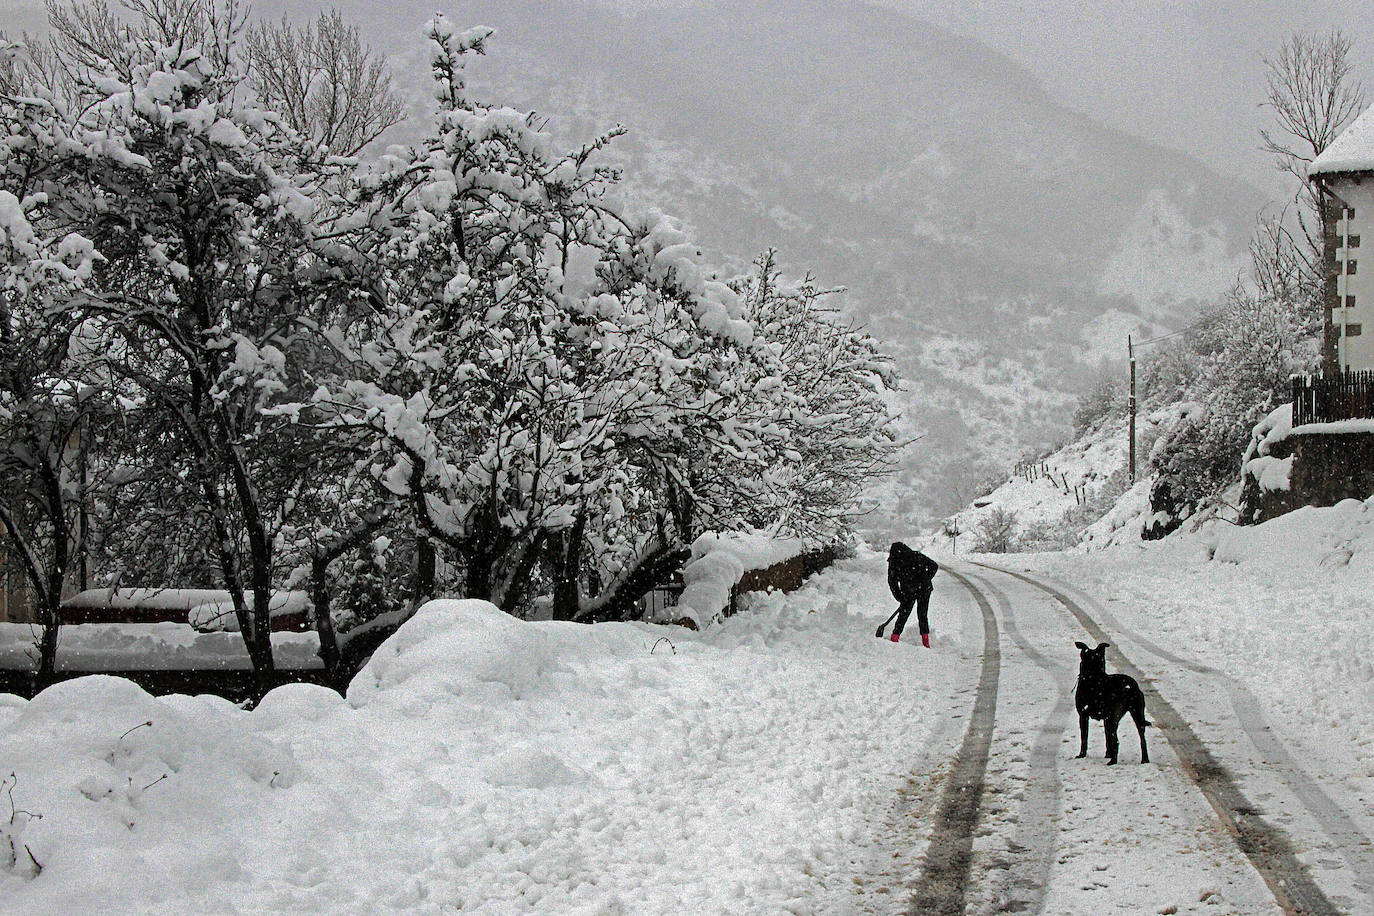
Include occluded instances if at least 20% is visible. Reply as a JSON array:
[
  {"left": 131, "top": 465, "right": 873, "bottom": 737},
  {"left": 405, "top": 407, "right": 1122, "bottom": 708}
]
[
  {"left": 1240, "top": 430, "right": 1374, "bottom": 524},
  {"left": 732, "top": 546, "right": 844, "bottom": 605}
]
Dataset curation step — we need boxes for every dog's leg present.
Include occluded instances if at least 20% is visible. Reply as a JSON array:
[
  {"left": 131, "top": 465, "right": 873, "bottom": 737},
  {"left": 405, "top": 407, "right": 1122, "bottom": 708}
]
[
  {"left": 1076, "top": 712, "right": 1089, "bottom": 758},
  {"left": 1130, "top": 701, "right": 1149, "bottom": 764},
  {"left": 1105, "top": 710, "right": 1121, "bottom": 765}
]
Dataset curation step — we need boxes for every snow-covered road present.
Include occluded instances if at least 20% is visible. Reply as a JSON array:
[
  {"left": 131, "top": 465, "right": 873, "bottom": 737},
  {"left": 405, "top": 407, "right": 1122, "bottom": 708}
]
[
  {"left": 3, "top": 546, "right": 1373, "bottom": 914},
  {"left": 858, "top": 551, "right": 1372, "bottom": 915},
  {"left": 949, "top": 563, "right": 1289, "bottom": 915}
]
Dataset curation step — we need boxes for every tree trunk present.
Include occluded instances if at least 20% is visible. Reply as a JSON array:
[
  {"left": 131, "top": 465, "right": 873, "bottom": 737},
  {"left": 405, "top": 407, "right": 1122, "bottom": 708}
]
[
  {"left": 581, "top": 544, "right": 690, "bottom": 624},
  {"left": 36, "top": 603, "right": 60, "bottom": 683},
  {"left": 414, "top": 537, "right": 436, "bottom": 605},
  {"left": 310, "top": 555, "right": 343, "bottom": 687},
  {"left": 497, "top": 531, "right": 546, "bottom": 617},
  {"left": 547, "top": 516, "right": 586, "bottom": 621}
]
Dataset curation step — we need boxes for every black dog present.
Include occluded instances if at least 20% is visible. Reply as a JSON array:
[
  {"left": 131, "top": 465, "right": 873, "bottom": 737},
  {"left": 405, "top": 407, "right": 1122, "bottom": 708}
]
[{"left": 1073, "top": 641, "right": 1150, "bottom": 765}]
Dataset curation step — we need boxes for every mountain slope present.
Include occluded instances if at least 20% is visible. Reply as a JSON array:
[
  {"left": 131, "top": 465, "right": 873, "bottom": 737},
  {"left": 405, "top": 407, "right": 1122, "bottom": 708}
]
[
  {"left": 10, "top": 0, "right": 1267, "bottom": 520},
  {"left": 414, "top": 0, "right": 1259, "bottom": 520}
]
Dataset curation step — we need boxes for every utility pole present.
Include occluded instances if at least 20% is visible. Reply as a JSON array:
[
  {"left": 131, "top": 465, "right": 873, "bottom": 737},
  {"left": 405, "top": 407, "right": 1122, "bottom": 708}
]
[{"left": 1128, "top": 334, "right": 1137, "bottom": 484}]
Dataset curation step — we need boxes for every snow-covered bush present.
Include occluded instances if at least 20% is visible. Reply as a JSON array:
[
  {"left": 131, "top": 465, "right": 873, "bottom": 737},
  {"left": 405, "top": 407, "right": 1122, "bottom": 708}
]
[
  {"left": 973, "top": 507, "right": 1018, "bottom": 553},
  {"left": 1145, "top": 282, "right": 1317, "bottom": 535},
  {"left": 1071, "top": 369, "right": 1125, "bottom": 435}
]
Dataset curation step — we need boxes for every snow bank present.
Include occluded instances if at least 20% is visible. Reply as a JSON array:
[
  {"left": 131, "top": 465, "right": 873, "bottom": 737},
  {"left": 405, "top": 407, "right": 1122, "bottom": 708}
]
[
  {"left": 0, "top": 558, "right": 952, "bottom": 913},
  {"left": 1079, "top": 477, "right": 1153, "bottom": 548},
  {"left": 668, "top": 531, "right": 808, "bottom": 627},
  {"left": 347, "top": 599, "right": 577, "bottom": 710},
  {"left": 1210, "top": 496, "right": 1374, "bottom": 571},
  {"left": 0, "top": 676, "right": 300, "bottom": 910}
]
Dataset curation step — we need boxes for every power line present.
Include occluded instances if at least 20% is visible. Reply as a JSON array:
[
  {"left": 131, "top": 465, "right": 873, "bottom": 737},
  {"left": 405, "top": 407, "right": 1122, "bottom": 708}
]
[{"left": 1133, "top": 314, "right": 1215, "bottom": 347}]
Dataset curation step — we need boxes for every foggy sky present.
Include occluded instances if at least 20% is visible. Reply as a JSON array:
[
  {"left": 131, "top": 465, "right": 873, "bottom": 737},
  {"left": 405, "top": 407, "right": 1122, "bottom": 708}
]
[
  {"left": 4, "top": 0, "right": 1374, "bottom": 198},
  {"left": 877, "top": 0, "right": 1374, "bottom": 199}
]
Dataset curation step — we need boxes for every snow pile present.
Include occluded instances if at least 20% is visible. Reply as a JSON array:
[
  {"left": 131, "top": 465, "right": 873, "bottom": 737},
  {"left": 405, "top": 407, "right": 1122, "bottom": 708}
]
[
  {"left": 0, "top": 558, "right": 954, "bottom": 914},
  {"left": 668, "top": 531, "right": 808, "bottom": 626},
  {"left": 1210, "top": 496, "right": 1374, "bottom": 572},
  {"left": 1309, "top": 103, "right": 1374, "bottom": 176},
  {"left": 1241, "top": 403, "right": 1294, "bottom": 493},
  {"left": 0, "top": 677, "right": 300, "bottom": 909}
]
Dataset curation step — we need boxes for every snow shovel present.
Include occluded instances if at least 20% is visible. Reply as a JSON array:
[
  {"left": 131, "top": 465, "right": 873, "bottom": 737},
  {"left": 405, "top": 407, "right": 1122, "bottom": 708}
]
[{"left": 874, "top": 606, "right": 901, "bottom": 638}]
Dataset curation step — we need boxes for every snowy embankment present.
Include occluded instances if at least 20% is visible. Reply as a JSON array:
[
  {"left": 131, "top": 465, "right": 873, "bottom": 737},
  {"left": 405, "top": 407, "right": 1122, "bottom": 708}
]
[
  {"left": 0, "top": 555, "right": 959, "bottom": 914},
  {"left": 939, "top": 413, "right": 1135, "bottom": 548},
  {"left": 1025, "top": 497, "right": 1374, "bottom": 776},
  {"left": 668, "top": 531, "right": 807, "bottom": 626},
  {"left": 936, "top": 403, "right": 1202, "bottom": 551}
]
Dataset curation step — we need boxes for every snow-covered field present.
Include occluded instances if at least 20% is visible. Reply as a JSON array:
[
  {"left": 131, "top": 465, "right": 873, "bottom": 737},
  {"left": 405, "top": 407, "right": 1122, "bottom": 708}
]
[{"left": 0, "top": 556, "right": 980, "bottom": 915}]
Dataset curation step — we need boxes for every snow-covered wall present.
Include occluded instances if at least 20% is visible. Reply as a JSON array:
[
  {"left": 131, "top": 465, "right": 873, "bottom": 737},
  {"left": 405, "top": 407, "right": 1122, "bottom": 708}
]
[
  {"left": 665, "top": 533, "right": 811, "bottom": 628},
  {"left": 1240, "top": 403, "right": 1374, "bottom": 524}
]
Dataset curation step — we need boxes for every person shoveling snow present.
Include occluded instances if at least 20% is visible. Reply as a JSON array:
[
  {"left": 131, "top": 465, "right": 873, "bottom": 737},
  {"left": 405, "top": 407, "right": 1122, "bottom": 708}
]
[{"left": 875, "top": 541, "right": 938, "bottom": 647}]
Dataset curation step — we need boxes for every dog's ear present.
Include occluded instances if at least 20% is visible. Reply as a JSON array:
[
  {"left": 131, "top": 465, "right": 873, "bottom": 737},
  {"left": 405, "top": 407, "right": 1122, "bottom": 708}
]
[
  {"left": 1074, "top": 641, "right": 1088, "bottom": 650},
  {"left": 1097, "top": 642, "right": 1110, "bottom": 651}
]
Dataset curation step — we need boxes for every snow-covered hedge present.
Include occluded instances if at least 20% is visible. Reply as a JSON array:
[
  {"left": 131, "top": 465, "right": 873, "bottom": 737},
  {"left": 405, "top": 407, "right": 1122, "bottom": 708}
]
[{"left": 1240, "top": 403, "right": 1294, "bottom": 494}]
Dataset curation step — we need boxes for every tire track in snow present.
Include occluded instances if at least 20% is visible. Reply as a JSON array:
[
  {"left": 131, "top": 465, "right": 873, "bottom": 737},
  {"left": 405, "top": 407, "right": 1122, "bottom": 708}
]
[
  {"left": 906, "top": 568, "right": 1000, "bottom": 916},
  {"left": 962, "top": 569, "right": 1075, "bottom": 915},
  {"left": 1018, "top": 569, "right": 1374, "bottom": 912},
  {"left": 977, "top": 563, "right": 1342, "bottom": 916}
]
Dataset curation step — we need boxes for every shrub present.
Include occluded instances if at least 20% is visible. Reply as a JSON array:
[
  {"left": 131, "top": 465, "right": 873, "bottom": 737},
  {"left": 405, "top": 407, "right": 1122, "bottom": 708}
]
[
  {"left": 1072, "top": 371, "right": 1125, "bottom": 435},
  {"left": 972, "top": 507, "right": 1017, "bottom": 553}
]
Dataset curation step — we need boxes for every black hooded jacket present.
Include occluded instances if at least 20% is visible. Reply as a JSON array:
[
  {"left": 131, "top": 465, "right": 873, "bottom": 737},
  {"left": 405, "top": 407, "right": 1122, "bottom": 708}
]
[{"left": 888, "top": 542, "right": 938, "bottom": 602}]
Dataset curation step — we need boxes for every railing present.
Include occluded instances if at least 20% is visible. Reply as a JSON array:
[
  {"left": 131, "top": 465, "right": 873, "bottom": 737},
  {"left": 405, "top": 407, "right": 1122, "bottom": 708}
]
[
  {"left": 1291, "top": 370, "right": 1374, "bottom": 425},
  {"left": 639, "top": 577, "right": 686, "bottom": 619}
]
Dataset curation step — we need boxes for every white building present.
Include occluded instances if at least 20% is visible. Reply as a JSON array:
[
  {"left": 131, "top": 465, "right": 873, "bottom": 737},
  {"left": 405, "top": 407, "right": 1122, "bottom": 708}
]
[{"left": 1310, "top": 105, "right": 1374, "bottom": 372}]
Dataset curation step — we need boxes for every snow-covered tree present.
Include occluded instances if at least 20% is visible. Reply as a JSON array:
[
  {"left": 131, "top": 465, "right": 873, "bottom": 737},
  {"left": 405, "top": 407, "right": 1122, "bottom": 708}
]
[
  {"left": 3, "top": 1, "right": 348, "bottom": 685},
  {"left": 310, "top": 18, "right": 773, "bottom": 621},
  {"left": 737, "top": 251, "right": 901, "bottom": 540},
  {"left": 0, "top": 100, "right": 110, "bottom": 675},
  {"left": 245, "top": 9, "right": 404, "bottom": 155},
  {"left": 2, "top": 4, "right": 909, "bottom": 684}
]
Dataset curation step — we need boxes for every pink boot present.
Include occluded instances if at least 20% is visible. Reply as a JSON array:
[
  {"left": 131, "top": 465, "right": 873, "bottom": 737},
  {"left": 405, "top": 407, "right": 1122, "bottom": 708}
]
[
  {"left": 921, "top": 633, "right": 930, "bottom": 649},
  {"left": 890, "top": 633, "right": 901, "bottom": 643}
]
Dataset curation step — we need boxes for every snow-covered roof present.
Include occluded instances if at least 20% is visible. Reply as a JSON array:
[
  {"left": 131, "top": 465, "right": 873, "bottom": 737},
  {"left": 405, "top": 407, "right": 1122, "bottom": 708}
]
[{"left": 1309, "top": 105, "right": 1374, "bottom": 177}]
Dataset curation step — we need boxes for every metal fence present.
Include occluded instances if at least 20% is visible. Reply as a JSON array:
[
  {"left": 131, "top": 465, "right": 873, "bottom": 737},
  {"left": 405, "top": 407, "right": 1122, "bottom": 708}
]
[
  {"left": 1292, "top": 370, "right": 1374, "bottom": 425},
  {"left": 639, "top": 578, "right": 686, "bottom": 620}
]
